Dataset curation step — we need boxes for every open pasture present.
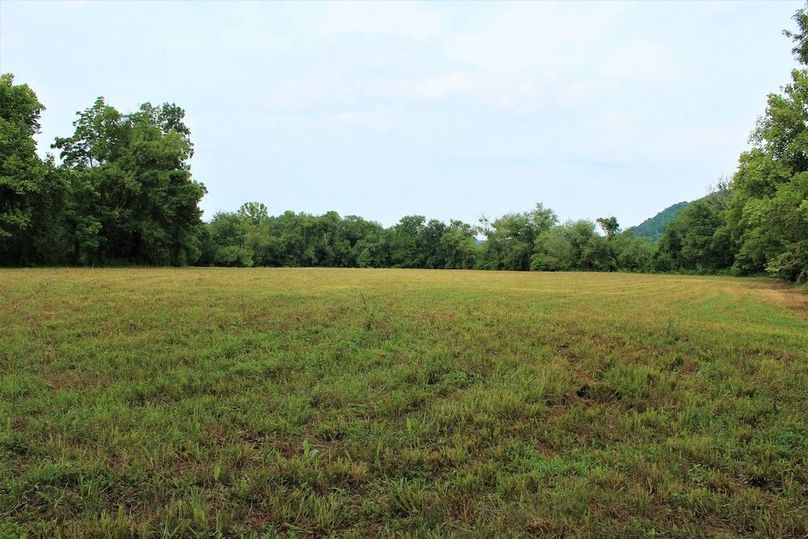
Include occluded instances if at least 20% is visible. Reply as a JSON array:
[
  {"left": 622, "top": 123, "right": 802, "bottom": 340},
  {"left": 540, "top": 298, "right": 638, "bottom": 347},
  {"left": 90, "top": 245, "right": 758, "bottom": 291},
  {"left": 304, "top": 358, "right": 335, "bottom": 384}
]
[{"left": 0, "top": 269, "right": 806, "bottom": 536}]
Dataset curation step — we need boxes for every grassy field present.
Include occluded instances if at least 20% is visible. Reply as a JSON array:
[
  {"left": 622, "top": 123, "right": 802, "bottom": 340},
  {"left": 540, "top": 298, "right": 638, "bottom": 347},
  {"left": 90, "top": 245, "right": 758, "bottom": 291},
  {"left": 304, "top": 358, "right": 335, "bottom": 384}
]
[{"left": 0, "top": 268, "right": 806, "bottom": 537}]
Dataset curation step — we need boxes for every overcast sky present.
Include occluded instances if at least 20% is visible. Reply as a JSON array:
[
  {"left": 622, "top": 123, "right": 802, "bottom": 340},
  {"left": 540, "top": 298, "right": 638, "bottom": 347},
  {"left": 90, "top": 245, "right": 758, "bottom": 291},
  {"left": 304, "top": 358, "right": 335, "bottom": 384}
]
[{"left": 1, "top": 0, "right": 802, "bottom": 227}]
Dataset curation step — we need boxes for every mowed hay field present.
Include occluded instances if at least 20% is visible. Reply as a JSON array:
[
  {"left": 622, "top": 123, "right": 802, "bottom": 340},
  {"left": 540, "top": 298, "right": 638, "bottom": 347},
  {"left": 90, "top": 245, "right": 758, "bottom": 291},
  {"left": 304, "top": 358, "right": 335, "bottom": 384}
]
[{"left": 1, "top": 269, "right": 807, "bottom": 537}]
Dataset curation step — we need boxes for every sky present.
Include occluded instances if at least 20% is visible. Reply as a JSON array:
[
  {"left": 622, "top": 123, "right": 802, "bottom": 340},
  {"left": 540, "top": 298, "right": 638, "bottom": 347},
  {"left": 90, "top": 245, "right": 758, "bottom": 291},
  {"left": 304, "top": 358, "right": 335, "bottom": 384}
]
[{"left": 0, "top": 0, "right": 803, "bottom": 227}]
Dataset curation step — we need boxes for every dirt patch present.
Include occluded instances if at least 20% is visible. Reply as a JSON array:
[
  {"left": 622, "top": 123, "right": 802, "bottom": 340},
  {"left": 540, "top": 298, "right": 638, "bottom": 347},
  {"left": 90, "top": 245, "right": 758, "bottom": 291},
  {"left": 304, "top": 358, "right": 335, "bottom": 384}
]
[{"left": 760, "top": 284, "right": 808, "bottom": 318}]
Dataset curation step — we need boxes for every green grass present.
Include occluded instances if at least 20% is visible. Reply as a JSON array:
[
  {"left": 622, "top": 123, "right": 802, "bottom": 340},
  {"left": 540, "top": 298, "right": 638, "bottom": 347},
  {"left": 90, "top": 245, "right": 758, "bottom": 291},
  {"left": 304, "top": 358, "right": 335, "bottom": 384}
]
[{"left": 1, "top": 268, "right": 806, "bottom": 537}]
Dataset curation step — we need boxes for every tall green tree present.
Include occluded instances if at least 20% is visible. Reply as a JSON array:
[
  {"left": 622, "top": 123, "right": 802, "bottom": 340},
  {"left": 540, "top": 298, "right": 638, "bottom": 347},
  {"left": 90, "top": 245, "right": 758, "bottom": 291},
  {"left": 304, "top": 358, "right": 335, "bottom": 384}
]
[
  {"left": 609, "top": 232, "right": 657, "bottom": 272},
  {"left": 389, "top": 215, "right": 428, "bottom": 268},
  {"left": 206, "top": 210, "right": 254, "bottom": 267},
  {"left": 717, "top": 6, "right": 808, "bottom": 282},
  {"left": 596, "top": 216, "right": 620, "bottom": 239},
  {"left": 482, "top": 203, "right": 557, "bottom": 270},
  {"left": 54, "top": 99, "right": 206, "bottom": 265},
  {"left": 659, "top": 191, "right": 733, "bottom": 272},
  {"left": 532, "top": 220, "right": 612, "bottom": 272},
  {"left": 0, "top": 74, "right": 54, "bottom": 264},
  {"left": 439, "top": 220, "right": 481, "bottom": 269}
]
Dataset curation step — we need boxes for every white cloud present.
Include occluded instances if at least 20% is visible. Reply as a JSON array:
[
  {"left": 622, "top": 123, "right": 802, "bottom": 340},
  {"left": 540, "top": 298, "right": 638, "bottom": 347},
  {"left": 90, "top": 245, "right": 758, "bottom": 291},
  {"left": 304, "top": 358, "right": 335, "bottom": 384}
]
[
  {"left": 252, "top": 2, "right": 682, "bottom": 113},
  {"left": 321, "top": 1, "right": 449, "bottom": 40},
  {"left": 59, "top": 1, "right": 92, "bottom": 10},
  {"left": 597, "top": 39, "right": 682, "bottom": 84},
  {"left": 332, "top": 108, "right": 401, "bottom": 132},
  {"left": 4, "top": 0, "right": 801, "bottom": 226},
  {"left": 443, "top": 3, "right": 625, "bottom": 72}
]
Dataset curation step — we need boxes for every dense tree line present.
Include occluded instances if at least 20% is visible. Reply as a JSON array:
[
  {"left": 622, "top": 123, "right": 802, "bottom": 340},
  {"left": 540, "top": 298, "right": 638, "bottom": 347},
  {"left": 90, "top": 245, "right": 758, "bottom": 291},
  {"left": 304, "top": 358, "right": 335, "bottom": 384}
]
[
  {"left": 1, "top": 6, "right": 807, "bottom": 282},
  {"left": 199, "top": 202, "right": 658, "bottom": 273},
  {"left": 652, "top": 7, "right": 808, "bottom": 283},
  {"left": 0, "top": 76, "right": 205, "bottom": 266}
]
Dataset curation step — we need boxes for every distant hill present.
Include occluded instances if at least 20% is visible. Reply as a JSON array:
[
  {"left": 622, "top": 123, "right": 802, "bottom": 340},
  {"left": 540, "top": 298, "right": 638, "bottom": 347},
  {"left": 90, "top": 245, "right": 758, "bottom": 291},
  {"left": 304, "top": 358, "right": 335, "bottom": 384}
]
[{"left": 626, "top": 201, "right": 691, "bottom": 241}]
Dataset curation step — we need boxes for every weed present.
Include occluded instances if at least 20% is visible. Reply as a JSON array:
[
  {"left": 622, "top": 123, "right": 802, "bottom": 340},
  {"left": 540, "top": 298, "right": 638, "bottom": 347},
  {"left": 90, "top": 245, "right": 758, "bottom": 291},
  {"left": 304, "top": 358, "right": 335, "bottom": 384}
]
[{"left": 0, "top": 268, "right": 805, "bottom": 536}]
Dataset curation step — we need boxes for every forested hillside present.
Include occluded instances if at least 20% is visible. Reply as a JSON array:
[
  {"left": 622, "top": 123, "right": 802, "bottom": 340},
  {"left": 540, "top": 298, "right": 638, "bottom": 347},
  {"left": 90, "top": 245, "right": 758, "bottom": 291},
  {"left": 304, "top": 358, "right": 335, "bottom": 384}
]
[
  {"left": 626, "top": 201, "right": 690, "bottom": 241},
  {"left": 1, "top": 7, "right": 807, "bottom": 283}
]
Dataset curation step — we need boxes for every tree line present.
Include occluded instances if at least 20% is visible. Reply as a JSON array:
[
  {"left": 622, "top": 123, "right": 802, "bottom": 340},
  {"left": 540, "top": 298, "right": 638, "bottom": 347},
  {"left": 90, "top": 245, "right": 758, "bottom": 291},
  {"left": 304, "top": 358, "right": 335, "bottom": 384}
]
[
  {"left": 1, "top": 6, "right": 807, "bottom": 282},
  {"left": 200, "top": 201, "right": 659, "bottom": 272},
  {"left": 0, "top": 87, "right": 205, "bottom": 266}
]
